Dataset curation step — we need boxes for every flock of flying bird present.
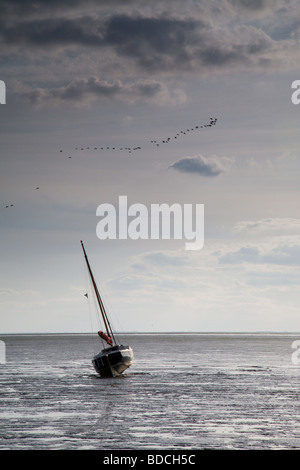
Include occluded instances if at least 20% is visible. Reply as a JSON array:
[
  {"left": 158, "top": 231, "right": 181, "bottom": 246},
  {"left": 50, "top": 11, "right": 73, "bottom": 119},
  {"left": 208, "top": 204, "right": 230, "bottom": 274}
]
[
  {"left": 150, "top": 117, "right": 217, "bottom": 148},
  {"left": 1, "top": 117, "right": 217, "bottom": 210},
  {"left": 67, "top": 117, "right": 218, "bottom": 155}
]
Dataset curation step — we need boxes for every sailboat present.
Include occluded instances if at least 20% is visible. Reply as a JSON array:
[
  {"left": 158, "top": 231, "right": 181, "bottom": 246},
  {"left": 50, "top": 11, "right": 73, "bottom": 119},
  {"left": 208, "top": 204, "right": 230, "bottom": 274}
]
[{"left": 80, "top": 240, "right": 134, "bottom": 378}]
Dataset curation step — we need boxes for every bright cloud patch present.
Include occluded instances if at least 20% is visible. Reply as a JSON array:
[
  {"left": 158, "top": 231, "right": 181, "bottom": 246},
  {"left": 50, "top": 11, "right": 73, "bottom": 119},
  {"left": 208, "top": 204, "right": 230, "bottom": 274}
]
[{"left": 169, "top": 155, "right": 234, "bottom": 176}]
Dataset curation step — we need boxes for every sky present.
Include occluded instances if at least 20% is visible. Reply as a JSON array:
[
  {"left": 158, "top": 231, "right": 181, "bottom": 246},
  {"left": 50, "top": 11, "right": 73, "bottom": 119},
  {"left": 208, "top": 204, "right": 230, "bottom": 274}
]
[{"left": 1, "top": 0, "right": 300, "bottom": 334}]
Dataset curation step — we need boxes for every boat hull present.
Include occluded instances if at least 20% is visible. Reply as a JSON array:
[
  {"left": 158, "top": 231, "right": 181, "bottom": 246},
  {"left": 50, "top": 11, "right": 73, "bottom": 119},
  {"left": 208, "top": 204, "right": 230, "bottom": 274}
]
[{"left": 92, "top": 345, "right": 134, "bottom": 378}]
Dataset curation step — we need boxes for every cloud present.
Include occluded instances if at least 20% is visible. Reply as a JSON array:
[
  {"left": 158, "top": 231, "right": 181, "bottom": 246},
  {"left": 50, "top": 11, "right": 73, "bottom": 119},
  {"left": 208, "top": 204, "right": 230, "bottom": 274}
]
[
  {"left": 229, "top": 0, "right": 271, "bottom": 12},
  {"left": 0, "top": 9, "right": 298, "bottom": 76},
  {"left": 234, "top": 0, "right": 267, "bottom": 9},
  {"left": 219, "top": 241, "right": 300, "bottom": 266},
  {"left": 219, "top": 245, "right": 261, "bottom": 264},
  {"left": 246, "top": 270, "right": 300, "bottom": 287},
  {"left": 16, "top": 76, "right": 186, "bottom": 106},
  {"left": 0, "top": 287, "right": 40, "bottom": 297},
  {"left": 169, "top": 155, "right": 234, "bottom": 176},
  {"left": 142, "top": 251, "right": 190, "bottom": 267},
  {"left": 100, "top": 15, "right": 206, "bottom": 72},
  {"left": 234, "top": 218, "right": 300, "bottom": 233},
  {"left": 0, "top": 0, "right": 135, "bottom": 17}
]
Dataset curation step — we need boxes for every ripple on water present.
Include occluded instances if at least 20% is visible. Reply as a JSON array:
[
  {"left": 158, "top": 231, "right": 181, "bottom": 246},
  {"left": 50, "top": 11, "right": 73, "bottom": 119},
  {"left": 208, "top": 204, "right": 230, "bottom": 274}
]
[{"left": 1, "top": 334, "right": 300, "bottom": 449}]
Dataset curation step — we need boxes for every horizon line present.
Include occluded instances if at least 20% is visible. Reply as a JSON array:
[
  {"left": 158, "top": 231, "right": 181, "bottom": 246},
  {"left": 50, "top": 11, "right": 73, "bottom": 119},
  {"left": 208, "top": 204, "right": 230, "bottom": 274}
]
[{"left": 1, "top": 330, "right": 300, "bottom": 336}]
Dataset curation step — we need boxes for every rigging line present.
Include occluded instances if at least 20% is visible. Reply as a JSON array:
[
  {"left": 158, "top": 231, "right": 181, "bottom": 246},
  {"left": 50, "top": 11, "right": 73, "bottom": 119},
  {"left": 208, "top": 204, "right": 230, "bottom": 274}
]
[
  {"left": 85, "top": 290, "right": 98, "bottom": 356},
  {"left": 81, "top": 240, "right": 109, "bottom": 334},
  {"left": 82, "top": 252, "right": 106, "bottom": 351},
  {"left": 98, "top": 282, "right": 123, "bottom": 342},
  {"left": 97, "top": 275, "right": 122, "bottom": 344},
  {"left": 96, "top": 282, "right": 118, "bottom": 344},
  {"left": 82, "top": 257, "right": 101, "bottom": 353},
  {"left": 80, "top": 240, "right": 116, "bottom": 345},
  {"left": 88, "top": 274, "right": 106, "bottom": 348}
]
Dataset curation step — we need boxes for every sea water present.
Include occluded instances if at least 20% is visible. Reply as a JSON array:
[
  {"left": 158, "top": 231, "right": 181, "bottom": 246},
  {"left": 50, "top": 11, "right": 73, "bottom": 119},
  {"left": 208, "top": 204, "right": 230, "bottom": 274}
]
[{"left": 1, "top": 333, "right": 300, "bottom": 450}]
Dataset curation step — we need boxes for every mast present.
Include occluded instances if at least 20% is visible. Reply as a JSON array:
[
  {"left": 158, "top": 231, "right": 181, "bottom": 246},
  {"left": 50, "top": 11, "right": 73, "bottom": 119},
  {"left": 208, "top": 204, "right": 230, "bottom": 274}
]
[{"left": 80, "top": 240, "right": 116, "bottom": 345}]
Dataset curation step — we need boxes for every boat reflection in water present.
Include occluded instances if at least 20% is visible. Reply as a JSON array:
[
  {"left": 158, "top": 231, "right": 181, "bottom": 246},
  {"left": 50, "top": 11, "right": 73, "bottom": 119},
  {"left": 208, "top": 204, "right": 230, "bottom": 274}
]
[{"left": 80, "top": 240, "right": 134, "bottom": 378}]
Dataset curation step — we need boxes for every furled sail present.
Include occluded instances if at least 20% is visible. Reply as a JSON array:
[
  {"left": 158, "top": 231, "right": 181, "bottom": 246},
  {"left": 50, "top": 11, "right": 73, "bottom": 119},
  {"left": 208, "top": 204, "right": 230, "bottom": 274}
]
[{"left": 98, "top": 330, "right": 113, "bottom": 346}]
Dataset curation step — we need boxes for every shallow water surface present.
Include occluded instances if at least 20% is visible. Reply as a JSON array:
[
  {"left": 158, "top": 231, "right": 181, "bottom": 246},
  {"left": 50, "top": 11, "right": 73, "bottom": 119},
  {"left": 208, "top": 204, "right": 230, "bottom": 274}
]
[{"left": 1, "top": 333, "right": 300, "bottom": 449}]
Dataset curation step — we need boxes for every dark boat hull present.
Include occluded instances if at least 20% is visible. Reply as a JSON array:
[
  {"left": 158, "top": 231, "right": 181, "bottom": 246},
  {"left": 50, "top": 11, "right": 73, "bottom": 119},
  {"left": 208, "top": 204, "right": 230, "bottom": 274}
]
[{"left": 92, "top": 345, "right": 134, "bottom": 378}]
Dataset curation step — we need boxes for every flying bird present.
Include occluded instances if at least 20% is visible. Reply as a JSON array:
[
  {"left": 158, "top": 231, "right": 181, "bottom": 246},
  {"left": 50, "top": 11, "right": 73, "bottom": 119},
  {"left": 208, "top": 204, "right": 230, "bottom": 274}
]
[{"left": 1, "top": 117, "right": 218, "bottom": 215}]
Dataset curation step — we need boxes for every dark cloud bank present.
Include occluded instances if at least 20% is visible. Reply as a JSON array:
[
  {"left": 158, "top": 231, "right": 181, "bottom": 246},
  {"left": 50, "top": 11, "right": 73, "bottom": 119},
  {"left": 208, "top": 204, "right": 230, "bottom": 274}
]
[
  {"left": 0, "top": 7, "right": 294, "bottom": 73},
  {"left": 1, "top": 0, "right": 298, "bottom": 107}
]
